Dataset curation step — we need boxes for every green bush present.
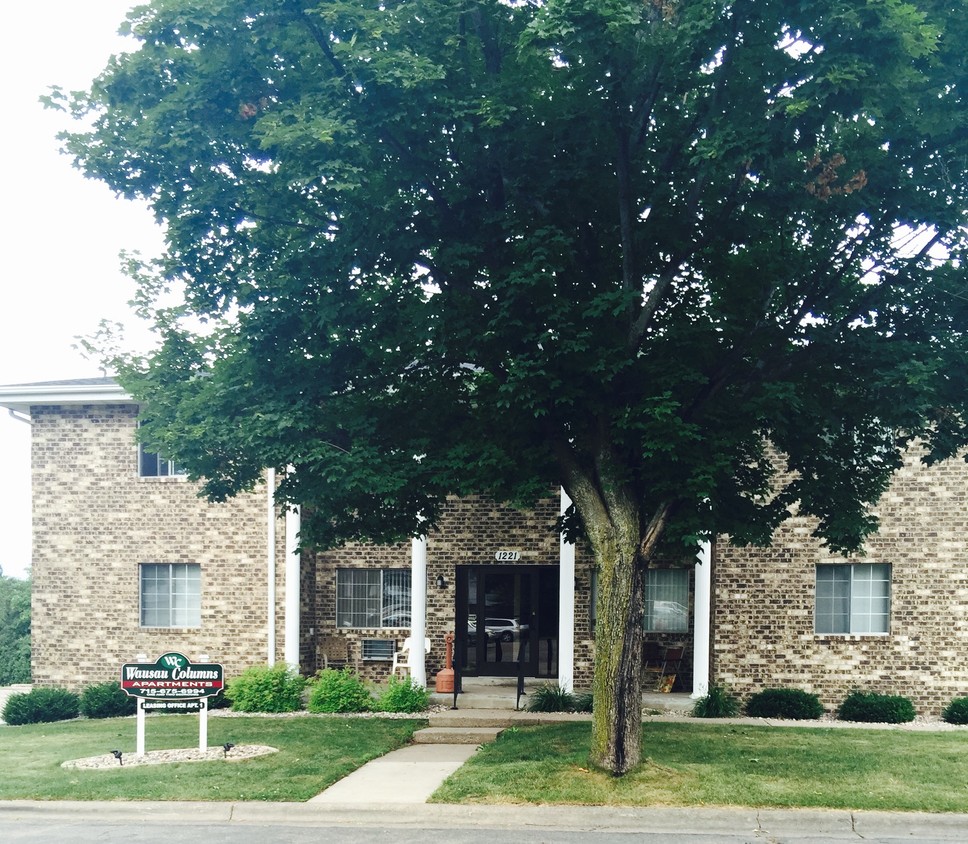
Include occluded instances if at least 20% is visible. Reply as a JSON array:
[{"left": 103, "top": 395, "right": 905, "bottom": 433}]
[
  {"left": 375, "top": 676, "right": 430, "bottom": 713},
  {"left": 79, "top": 681, "right": 137, "bottom": 719},
  {"left": 307, "top": 669, "right": 373, "bottom": 713},
  {"left": 526, "top": 683, "right": 576, "bottom": 713},
  {"left": 941, "top": 696, "right": 968, "bottom": 726},
  {"left": 691, "top": 684, "right": 740, "bottom": 718},
  {"left": 207, "top": 689, "right": 233, "bottom": 709},
  {"left": 837, "top": 690, "right": 916, "bottom": 724},
  {"left": 746, "top": 688, "right": 824, "bottom": 720},
  {"left": 227, "top": 664, "right": 306, "bottom": 713},
  {"left": 572, "top": 691, "right": 594, "bottom": 712},
  {"left": 2, "top": 687, "right": 80, "bottom": 725}
]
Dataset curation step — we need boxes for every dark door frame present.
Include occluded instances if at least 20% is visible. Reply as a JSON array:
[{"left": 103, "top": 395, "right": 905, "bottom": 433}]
[{"left": 455, "top": 565, "right": 556, "bottom": 678}]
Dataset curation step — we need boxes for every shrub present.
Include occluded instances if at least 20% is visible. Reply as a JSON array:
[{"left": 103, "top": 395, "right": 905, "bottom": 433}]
[
  {"left": 207, "top": 689, "right": 233, "bottom": 709},
  {"left": 526, "top": 683, "right": 576, "bottom": 713},
  {"left": 691, "top": 684, "right": 740, "bottom": 718},
  {"left": 79, "top": 681, "right": 137, "bottom": 719},
  {"left": 837, "top": 690, "right": 916, "bottom": 724},
  {"left": 745, "top": 688, "right": 824, "bottom": 720},
  {"left": 308, "top": 669, "right": 373, "bottom": 713},
  {"left": 941, "top": 696, "right": 968, "bottom": 726},
  {"left": 375, "top": 676, "right": 430, "bottom": 713},
  {"left": 227, "top": 664, "right": 306, "bottom": 713},
  {"left": 2, "top": 687, "right": 80, "bottom": 725},
  {"left": 572, "top": 691, "right": 594, "bottom": 712}
]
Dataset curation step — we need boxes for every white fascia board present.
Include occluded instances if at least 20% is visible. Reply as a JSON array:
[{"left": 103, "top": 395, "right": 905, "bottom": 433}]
[{"left": 0, "top": 382, "right": 133, "bottom": 415}]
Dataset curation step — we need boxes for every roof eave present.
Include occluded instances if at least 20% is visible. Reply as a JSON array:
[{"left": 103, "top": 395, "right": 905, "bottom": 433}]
[{"left": 0, "top": 382, "right": 134, "bottom": 414}]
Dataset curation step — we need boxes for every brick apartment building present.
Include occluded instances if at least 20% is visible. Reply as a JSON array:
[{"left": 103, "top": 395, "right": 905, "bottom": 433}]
[{"left": 1, "top": 378, "right": 965, "bottom": 714}]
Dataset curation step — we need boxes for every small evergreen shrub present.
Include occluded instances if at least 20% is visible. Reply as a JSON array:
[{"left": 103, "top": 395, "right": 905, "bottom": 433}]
[
  {"left": 941, "top": 696, "right": 968, "bottom": 726},
  {"left": 526, "top": 683, "right": 576, "bottom": 713},
  {"left": 2, "top": 687, "right": 80, "bottom": 725},
  {"left": 207, "top": 689, "right": 232, "bottom": 709},
  {"left": 837, "top": 690, "right": 916, "bottom": 723},
  {"left": 308, "top": 668, "right": 373, "bottom": 713},
  {"left": 80, "top": 681, "right": 137, "bottom": 719},
  {"left": 745, "top": 688, "right": 824, "bottom": 720},
  {"left": 572, "top": 691, "right": 594, "bottom": 712},
  {"left": 691, "top": 684, "right": 740, "bottom": 718},
  {"left": 375, "top": 676, "right": 430, "bottom": 713},
  {"left": 227, "top": 664, "right": 306, "bottom": 713}
]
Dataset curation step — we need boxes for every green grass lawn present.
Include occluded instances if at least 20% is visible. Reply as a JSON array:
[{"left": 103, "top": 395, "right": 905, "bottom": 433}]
[
  {"left": 431, "top": 722, "right": 968, "bottom": 813},
  {"left": 0, "top": 714, "right": 424, "bottom": 802},
  {"left": 4, "top": 716, "right": 967, "bottom": 811}
]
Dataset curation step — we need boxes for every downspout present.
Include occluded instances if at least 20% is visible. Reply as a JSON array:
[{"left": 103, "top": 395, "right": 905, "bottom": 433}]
[
  {"left": 266, "top": 468, "right": 276, "bottom": 666},
  {"left": 8, "top": 409, "right": 31, "bottom": 425}
]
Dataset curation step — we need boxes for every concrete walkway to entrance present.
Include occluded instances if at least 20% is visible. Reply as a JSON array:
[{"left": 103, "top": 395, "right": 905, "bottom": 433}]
[{"left": 309, "top": 743, "right": 479, "bottom": 804}]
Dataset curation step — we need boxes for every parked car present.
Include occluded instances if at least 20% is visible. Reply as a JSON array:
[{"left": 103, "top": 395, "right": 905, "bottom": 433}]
[{"left": 484, "top": 617, "right": 528, "bottom": 642}]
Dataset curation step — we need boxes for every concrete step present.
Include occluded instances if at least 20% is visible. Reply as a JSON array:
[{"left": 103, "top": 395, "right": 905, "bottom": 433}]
[
  {"left": 429, "top": 709, "right": 591, "bottom": 729},
  {"left": 429, "top": 691, "right": 525, "bottom": 711},
  {"left": 412, "top": 726, "right": 504, "bottom": 745}
]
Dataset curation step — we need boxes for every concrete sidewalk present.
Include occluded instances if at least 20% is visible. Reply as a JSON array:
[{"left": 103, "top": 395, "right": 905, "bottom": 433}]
[{"left": 309, "top": 743, "right": 479, "bottom": 804}]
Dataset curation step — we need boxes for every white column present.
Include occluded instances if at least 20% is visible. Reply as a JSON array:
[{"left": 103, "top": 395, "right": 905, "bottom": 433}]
[
  {"left": 284, "top": 504, "right": 301, "bottom": 669},
  {"left": 409, "top": 535, "right": 428, "bottom": 687},
  {"left": 558, "top": 488, "right": 576, "bottom": 693},
  {"left": 691, "top": 539, "right": 712, "bottom": 699},
  {"left": 266, "top": 468, "right": 277, "bottom": 666}
]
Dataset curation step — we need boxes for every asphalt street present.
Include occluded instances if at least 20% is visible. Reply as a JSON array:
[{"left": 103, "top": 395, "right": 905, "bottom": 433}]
[{"left": 2, "top": 801, "right": 967, "bottom": 844}]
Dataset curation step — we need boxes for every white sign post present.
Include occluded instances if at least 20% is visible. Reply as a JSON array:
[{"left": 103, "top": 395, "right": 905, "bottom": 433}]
[
  {"left": 199, "top": 697, "right": 208, "bottom": 752},
  {"left": 136, "top": 698, "right": 146, "bottom": 757}
]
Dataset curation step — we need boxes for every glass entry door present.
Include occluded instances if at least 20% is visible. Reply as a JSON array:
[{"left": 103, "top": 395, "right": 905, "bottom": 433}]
[{"left": 456, "top": 565, "right": 558, "bottom": 678}]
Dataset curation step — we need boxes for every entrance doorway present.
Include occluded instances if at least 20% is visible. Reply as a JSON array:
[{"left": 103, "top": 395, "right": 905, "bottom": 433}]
[{"left": 455, "top": 565, "right": 559, "bottom": 678}]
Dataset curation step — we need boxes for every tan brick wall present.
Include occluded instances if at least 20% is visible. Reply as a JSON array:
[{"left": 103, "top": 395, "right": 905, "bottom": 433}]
[
  {"left": 30, "top": 404, "right": 285, "bottom": 689},
  {"left": 713, "top": 448, "right": 968, "bottom": 715}
]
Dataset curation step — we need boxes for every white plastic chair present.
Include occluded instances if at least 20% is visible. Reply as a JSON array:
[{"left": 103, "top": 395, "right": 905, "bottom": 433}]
[{"left": 391, "top": 636, "right": 431, "bottom": 677}]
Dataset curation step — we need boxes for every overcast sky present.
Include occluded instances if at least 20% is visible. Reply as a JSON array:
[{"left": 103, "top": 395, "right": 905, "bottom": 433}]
[{"left": 0, "top": 2, "right": 164, "bottom": 578}]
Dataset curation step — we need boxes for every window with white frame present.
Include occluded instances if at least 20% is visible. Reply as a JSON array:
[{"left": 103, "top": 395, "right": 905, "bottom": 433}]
[
  {"left": 139, "top": 446, "right": 186, "bottom": 477},
  {"left": 140, "top": 563, "right": 201, "bottom": 627},
  {"left": 815, "top": 563, "right": 891, "bottom": 634},
  {"left": 138, "top": 422, "right": 186, "bottom": 477},
  {"left": 336, "top": 569, "right": 411, "bottom": 628},
  {"left": 644, "top": 569, "right": 690, "bottom": 632}
]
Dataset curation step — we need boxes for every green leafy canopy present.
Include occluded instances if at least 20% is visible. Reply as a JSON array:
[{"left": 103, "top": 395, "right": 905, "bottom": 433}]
[{"left": 56, "top": 0, "right": 966, "bottom": 558}]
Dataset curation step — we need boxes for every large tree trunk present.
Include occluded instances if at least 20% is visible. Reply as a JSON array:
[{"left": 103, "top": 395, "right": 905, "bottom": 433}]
[
  {"left": 566, "top": 458, "right": 673, "bottom": 775},
  {"left": 587, "top": 506, "right": 645, "bottom": 774}
]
